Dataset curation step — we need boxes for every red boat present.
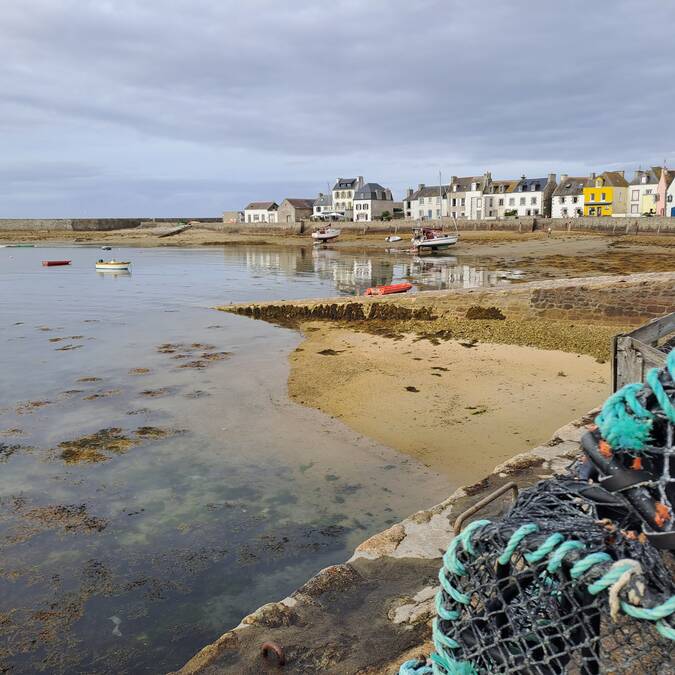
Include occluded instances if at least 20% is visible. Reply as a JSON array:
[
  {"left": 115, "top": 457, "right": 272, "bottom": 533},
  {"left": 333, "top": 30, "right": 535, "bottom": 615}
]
[
  {"left": 42, "top": 260, "right": 71, "bottom": 267},
  {"left": 364, "top": 282, "right": 413, "bottom": 296}
]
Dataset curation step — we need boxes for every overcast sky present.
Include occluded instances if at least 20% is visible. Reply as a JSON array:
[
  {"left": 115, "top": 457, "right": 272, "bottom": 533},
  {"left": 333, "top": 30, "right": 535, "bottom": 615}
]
[{"left": 3, "top": 0, "right": 675, "bottom": 217}]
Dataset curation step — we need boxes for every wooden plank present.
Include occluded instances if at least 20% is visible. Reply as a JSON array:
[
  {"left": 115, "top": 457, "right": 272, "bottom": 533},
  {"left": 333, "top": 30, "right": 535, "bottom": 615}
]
[
  {"left": 627, "top": 337, "right": 668, "bottom": 371},
  {"left": 629, "top": 312, "right": 675, "bottom": 345}
]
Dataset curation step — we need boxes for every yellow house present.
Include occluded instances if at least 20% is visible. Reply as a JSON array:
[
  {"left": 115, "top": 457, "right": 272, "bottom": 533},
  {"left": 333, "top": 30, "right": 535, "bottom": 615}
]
[{"left": 583, "top": 171, "right": 629, "bottom": 217}]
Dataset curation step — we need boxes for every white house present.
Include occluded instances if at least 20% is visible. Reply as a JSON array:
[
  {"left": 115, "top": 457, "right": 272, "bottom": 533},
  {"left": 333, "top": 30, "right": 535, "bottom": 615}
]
[
  {"left": 628, "top": 168, "right": 659, "bottom": 216},
  {"left": 405, "top": 184, "right": 449, "bottom": 220},
  {"left": 244, "top": 201, "right": 278, "bottom": 223},
  {"left": 482, "top": 179, "right": 520, "bottom": 219},
  {"left": 313, "top": 192, "right": 333, "bottom": 218},
  {"left": 332, "top": 177, "right": 365, "bottom": 219},
  {"left": 448, "top": 174, "right": 490, "bottom": 219},
  {"left": 353, "top": 183, "right": 394, "bottom": 222},
  {"left": 511, "top": 174, "right": 557, "bottom": 217},
  {"left": 551, "top": 174, "right": 590, "bottom": 218}
]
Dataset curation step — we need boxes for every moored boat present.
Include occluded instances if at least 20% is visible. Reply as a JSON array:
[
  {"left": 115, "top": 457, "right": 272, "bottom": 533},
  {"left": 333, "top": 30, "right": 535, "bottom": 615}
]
[
  {"left": 311, "top": 227, "right": 341, "bottom": 243},
  {"left": 364, "top": 282, "right": 413, "bottom": 296},
  {"left": 411, "top": 227, "right": 459, "bottom": 252},
  {"left": 42, "top": 260, "right": 71, "bottom": 267},
  {"left": 385, "top": 235, "right": 402, "bottom": 243},
  {"left": 96, "top": 259, "right": 131, "bottom": 271}
]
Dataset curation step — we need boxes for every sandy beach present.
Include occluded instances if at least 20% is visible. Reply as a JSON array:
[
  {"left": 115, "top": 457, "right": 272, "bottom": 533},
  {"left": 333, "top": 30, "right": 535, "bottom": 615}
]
[{"left": 288, "top": 325, "right": 609, "bottom": 483}]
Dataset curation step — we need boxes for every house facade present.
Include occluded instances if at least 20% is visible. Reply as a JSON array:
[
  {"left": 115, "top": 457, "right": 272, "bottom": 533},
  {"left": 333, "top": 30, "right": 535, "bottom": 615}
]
[
  {"left": 406, "top": 184, "right": 449, "bottom": 220},
  {"left": 551, "top": 174, "right": 590, "bottom": 218},
  {"left": 511, "top": 174, "right": 557, "bottom": 217},
  {"left": 583, "top": 172, "right": 628, "bottom": 217},
  {"left": 628, "top": 168, "right": 659, "bottom": 216},
  {"left": 332, "top": 177, "right": 364, "bottom": 219},
  {"left": 244, "top": 201, "right": 278, "bottom": 223},
  {"left": 448, "top": 174, "right": 490, "bottom": 219},
  {"left": 353, "top": 183, "right": 394, "bottom": 222},
  {"left": 482, "top": 179, "right": 519, "bottom": 219},
  {"left": 655, "top": 167, "right": 675, "bottom": 216},
  {"left": 277, "top": 198, "right": 314, "bottom": 224},
  {"left": 313, "top": 192, "right": 333, "bottom": 218}
]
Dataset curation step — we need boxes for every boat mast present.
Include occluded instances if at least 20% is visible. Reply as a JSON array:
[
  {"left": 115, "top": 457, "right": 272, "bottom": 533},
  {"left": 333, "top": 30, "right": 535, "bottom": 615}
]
[{"left": 439, "top": 170, "right": 442, "bottom": 225}]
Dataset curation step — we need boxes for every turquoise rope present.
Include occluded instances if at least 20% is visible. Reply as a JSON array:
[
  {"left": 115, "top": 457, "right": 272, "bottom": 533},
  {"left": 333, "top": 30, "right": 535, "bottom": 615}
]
[
  {"left": 433, "top": 618, "right": 461, "bottom": 650},
  {"left": 438, "top": 567, "right": 471, "bottom": 605},
  {"left": 587, "top": 562, "right": 635, "bottom": 595},
  {"left": 620, "top": 595, "right": 675, "bottom": 621},
  {"left": 524, "top": 532, "right": 564, "bottom": 563},
  {"left": 399, "top": 659, "right": 433, "bottom": 675},
  {"left": 647, "top": 364, "right": 675, "bottom": 424},
  {"left": 656, "top": 619, "right": 675, "bottom": 640},
  {"left": 435, "top": 592, "right": 459, "bottom": 621},
  {"left": 497, "top": 523, "right": 539, "bottom": 565},
  {"left": 570, "top": 552, "right": 613, "bottom": 579},
  {"left": 546, "top": 540, "right": 585, "bottom": 573},
  {"left": 430, "top": 652, "right": 477, "bottom": 674}
]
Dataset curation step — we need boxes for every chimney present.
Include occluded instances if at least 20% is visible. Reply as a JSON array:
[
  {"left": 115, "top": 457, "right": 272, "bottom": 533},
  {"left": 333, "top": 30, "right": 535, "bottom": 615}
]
[
  {"left": 617, "top": 170, "right": 625, "bottom": 178},
  {"left": 318, "top": 192, "right": 323, "bottom": 198},
  {"left": 548, "top": 173, "right": 556, "bottom": 183},
  {"left": 521, "top": 174, "right": 526, "bottom": 180},
  {"left": 357, "top": 176, "right": 364, "bottom": 187},
  {"left": 559, "top": 174, "right": 568, "bottom": 185},
  {"left": 590, "top": 172, "right": 596, "bottom": 180},
  {"left": 406, "top": 188, "right": 413, "bottom": 199},
  {"left": 418, "top": 183, "right": 425, "bottom": 191},
  {"left": 385, "top": 189, "right": 393, "bottom": 200}
]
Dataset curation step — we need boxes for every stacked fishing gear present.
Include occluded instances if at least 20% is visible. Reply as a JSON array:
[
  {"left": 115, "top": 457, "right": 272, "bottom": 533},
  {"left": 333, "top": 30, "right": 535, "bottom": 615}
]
[{"left": 401, "top": 350, "right": 675, "bottom": 674}]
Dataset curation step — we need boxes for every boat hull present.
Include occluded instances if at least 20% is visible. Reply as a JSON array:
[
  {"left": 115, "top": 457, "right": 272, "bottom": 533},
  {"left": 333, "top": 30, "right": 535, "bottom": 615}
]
[
  {"left": 42, "top": 260, "right": 71, "bottom": 266},
  {"left": 412, "top": 236, "right": 458, "bottom": 251},
  {"left": 364, "top": 282, "right": 413, "bottom": 296},
  {"left": 96, "top": 262, "right": 131, "bottom": 271}
]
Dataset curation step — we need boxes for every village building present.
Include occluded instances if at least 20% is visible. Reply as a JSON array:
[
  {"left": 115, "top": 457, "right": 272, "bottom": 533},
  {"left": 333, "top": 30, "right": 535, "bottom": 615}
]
[
  {"left": 277, "top": 198, "right": 314, "bottom": 224},
  {"left": 583, "top": 171, "right": 628, "bottom": 217},
  {"left": 332, "top": 177, "right": 365, "bottom": 219},
  {"left": 244, "top": 201, "right": 278, "bottom": 223},
  {"left": 511, "top": 174, "right": 557, "bottom": 217},
  {"left": 352, "top": 183, "right": 394, "bottom": 222},
  {"left": 312, "top": 192, "right": 333, "bottom": 218},
  {"left": 404, "top": 184, "right": 449, "bottom": 220},
  {"left": 482, "top": 179, "right": 520, "bottom": 219},
  {"left": 448, "top": 174, "right": 491, "bottom": 219},
  {"left": 551, "top": 174, "right": 590, "bottom": 218},
  {"left": 654, "top": 167, "right": 675, "bottom": 216},
  {"left": 628, "top": 168, "right": 659, "bottom": 216}
]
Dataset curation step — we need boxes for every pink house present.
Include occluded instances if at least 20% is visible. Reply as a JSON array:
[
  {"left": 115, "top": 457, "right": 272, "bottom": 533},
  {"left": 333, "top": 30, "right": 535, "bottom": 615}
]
[{"left": 655, "top": 166, "right": 675, "bottom": 216}]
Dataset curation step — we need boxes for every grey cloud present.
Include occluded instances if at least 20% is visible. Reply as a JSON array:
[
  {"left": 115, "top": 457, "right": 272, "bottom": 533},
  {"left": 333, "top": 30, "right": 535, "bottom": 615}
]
[{"left": 2, "top": 0, "right": 675, "bottom": 215}]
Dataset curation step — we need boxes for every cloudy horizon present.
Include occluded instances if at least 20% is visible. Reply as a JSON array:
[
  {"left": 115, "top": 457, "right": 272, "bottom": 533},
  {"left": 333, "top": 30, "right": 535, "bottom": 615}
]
[{"left": 3, "top": 0, "right": 675, "bottom": 217}]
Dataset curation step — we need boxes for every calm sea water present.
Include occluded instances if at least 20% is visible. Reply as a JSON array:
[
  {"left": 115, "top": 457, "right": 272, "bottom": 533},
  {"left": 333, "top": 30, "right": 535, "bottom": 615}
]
[{"left": 0, "top": 245, "right": 504, "bottom": 673}]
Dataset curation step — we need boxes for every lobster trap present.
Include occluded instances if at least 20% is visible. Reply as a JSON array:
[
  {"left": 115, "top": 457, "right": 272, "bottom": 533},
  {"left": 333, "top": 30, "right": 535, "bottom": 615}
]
[{"left": 402, "top": 350, "right": 675, "bottom": 674}]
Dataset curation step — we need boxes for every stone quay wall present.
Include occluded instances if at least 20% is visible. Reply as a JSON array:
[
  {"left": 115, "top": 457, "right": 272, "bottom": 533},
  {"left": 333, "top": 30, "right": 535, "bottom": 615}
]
[
  {"left": 0, "top": 218, "right": 220, "bottom": 232},
  {"left": 223, "top": 272, "right": 675, "bottom": 328}
]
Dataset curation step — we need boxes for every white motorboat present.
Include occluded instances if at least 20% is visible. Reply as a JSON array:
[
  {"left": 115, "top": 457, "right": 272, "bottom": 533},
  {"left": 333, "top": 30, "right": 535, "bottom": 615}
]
[
  {"left": 411, "top": 227, "right": 459, "bottom": 252},
  {"left": 385, "top": 235, "right": 402, "bottom": 243},
  {"left": 96, "top": 259, "right": 131, "bottom": 271},
  {"left": 312, "top": 227, "right": 341, "bottom": 243}
]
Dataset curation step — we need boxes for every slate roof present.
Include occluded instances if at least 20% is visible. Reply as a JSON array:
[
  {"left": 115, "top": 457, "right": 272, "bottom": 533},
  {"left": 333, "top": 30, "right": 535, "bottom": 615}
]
[
  {"left": 630, "top": 168, "right": 660, "bottom": 186},
  {"left": 408, "top": 186, "right": 449, "bottom": 201},
  {"left": 516, "top": 177, "right": 549, "bottom": 192},
  {"left": 553, "top": 177, "right": 592, "bottom": 197},
  {"left": 449, "top": 176, "right": 487, "bottom": 192},
  {"left": 245, "top": 201, "right": 278, "bottom": 210},
  {"left": 599, "top": 171, "right": 629, "bottom": 188},
  {"left": 333, "top": 178, "right": 358, "bottom": 190},
  {"left": 283, "top": 198, "right": 315, "bottom": 209},
  {"left": 354, "top": 183, "right": 392, "bottom": 200},
  {"left": 314, "top": 193, "right": 332, "bottom": 207}
]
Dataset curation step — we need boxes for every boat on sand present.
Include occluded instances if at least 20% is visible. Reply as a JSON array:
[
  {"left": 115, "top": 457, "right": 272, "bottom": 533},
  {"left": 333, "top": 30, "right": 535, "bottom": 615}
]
[
  {"left": 364, "top": 282, "right": 413, "bottom": 296},
  {"left": 42, "top": 260, "right": 71, "bottom": 267},
  {"left": 411, "top": 227, "right": 458, "bottom": 252},
  {"left": 312, "top": 227, "right": 341, "bottom": 243},
  {"left": 96, "top": 260, "right": 131, "bottom": 271}
]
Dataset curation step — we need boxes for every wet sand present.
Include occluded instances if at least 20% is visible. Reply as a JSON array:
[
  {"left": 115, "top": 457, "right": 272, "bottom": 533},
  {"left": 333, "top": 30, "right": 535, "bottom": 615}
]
[{"left": 288, "top": 325, "right": 610, "bottom": 483}]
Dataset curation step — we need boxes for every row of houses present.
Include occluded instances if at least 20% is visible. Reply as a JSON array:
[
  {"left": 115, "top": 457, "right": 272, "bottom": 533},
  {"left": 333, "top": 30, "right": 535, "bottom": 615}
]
[
  {"left": 240, "top": 166, "right": 675, "bottom": 224},
  {"left": 243, "top": 176, "right": 398, "bottom": 224}
]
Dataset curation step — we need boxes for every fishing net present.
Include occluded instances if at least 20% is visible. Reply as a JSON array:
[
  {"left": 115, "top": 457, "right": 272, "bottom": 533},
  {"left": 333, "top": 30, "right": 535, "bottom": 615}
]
[{"left": 401, "top": 350, "right": 675, "bottom": 674}]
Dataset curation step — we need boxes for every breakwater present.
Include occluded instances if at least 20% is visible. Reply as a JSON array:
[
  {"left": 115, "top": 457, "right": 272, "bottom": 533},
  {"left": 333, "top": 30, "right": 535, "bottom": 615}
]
[{"left": 0, "top": 218, "right": 220, "bottom": 231}]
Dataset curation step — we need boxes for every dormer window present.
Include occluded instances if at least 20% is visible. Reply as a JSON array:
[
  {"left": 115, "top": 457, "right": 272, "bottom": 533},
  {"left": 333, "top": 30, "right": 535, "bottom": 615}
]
[{"left": 641, "top": 176, "right": 648, "bottom": 184}]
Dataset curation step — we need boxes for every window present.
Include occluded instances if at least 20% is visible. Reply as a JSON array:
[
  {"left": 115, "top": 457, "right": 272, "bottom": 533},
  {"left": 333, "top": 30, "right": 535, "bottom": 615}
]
[
  {"left": 488, "top": 198, "right": 493, "bottom": 207},
  {"left": 460, "top": 198, "right": 466, "bottom": 206},
  {"left": 589, "top": 207, "right": 596, "bottom": 215},
  {"left": 531, "top": 197, "right": 536, "bottom": 205},
  {"left": 420, "top": 197, "right": 424, "bottom": 204},
  {"left": 562, "top": 208, "right": 568, "bottom": 216},
  {"left": 498, "top": 198, "right": 504, "bottom": 206},
  {"left": 631, "top": 190, "right": 639, "bottom": 201},
  {"left": 573, "top": 196, "right": 578, "bottom": 203},
  {"left": 451, "top": 198, "right": 457, "bottom": 207},
  {"left": 520, "top": 197, "right": 526, "bottom": 205},
  {"left": 601, "top": 192, "right": 607, "bottom": 201},
  {"left": 364, "top": 203, "right": 369, "bottom": 209},
  {"left": 641, "top": 175, "right": 648, "bottom": 184},
  {"left": 560, "top": 197, "right": 565, "bottom": 204},
  {"left": 427, "top": 210, "right": 432, "bottom": 218},
  {"left": 533, "top": 209, "right": 539, "bottom": 215},
  {"left": 436, "top": 209, "right": 440, "bottom": 217},
  {"left": 646, "top": 189, "right": 653, "bottom": 195},
  {"left": 509, "top": 198, "right": 515, "bottom": 206},
  {"left": 631, "top": 204, "right": 639, "bottom": 213},
  {"left": 489, "top": 210, "right": 494, "bottom": 217},
  {"left": 588, "top": 193, "right": 594, "bottom": 202},
  {"left": 253, "top": 214, "right": 259, "bottom": 221}
]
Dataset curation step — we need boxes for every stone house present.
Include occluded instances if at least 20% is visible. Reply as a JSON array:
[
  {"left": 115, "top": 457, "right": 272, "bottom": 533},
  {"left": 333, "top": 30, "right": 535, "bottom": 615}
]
[
  {"left": 482, "top": 179, "right": 520, "bottom": 219},
  {"left": 551, "top": 175, "right": 591, "bottom": 218},
  {"left": 583, "top": 172, "right": 628, "bottom": 217},
  {"left": 628, "top": 168, "right": 660, "bottom": 216},
  {"left": 313, "top": 193, "right": 333, "bottom": 218},
  {"left": 448, "top": 174, "right": 491, "bottom": 219},
  {"left": 511, "top": 174, "right": 557, "bottom": 217},
  {"left": 244, "top": 202, "right": 278, "bottom": 223},
  {"left": 332, "top": 177, "right": 365, "bottom": 219},
  {"left": 404, "top": 184, "right": 449, "bottom": 220},
  {"left": 353, "top": 183, "right": 394, "bottom": 222},
  {"left": 277, "top": 198, "right": 314, "bottom": 224}
]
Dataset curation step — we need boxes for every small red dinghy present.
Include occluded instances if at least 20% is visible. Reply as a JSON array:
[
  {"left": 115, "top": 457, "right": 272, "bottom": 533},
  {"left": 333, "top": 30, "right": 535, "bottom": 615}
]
[
  {"left": 42, "top": 260, "right": 71, "bottom": 266},
  {"left": 364, "top": 282, "right": 413, "bottom": 296}
]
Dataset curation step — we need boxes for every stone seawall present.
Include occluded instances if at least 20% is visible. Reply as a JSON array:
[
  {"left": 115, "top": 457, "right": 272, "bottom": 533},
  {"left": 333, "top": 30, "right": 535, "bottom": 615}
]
[
  {"left": 0, "top": 218, "right": 220, "bottom": 232},
  {"left": 221, "top": 272, "right": 675, "bottom": 328}
]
